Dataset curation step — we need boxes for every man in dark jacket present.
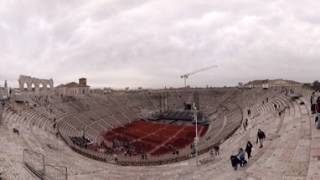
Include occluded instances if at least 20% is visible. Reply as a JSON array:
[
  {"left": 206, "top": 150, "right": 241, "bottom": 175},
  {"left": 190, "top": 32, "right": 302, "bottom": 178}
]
[
  {"left": 245, "top": 141, "right": 253, "bottom": 159},
  {"left": 230, "top": 155, "right": 240, "bottom": 170},
  {"left": 256, "top": 129, "right": 266, "bottom": 148}
]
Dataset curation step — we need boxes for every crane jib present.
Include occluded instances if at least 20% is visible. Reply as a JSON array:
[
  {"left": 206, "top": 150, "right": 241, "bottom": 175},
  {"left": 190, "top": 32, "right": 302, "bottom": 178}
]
[{"left": 180, "top": 65, "right": 218, "bottom": 87}]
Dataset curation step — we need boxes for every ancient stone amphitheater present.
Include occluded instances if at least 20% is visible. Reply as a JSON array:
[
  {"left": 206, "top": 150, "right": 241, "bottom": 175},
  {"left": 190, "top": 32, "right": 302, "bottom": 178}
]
[{"left": 0, "top": 86, "right": 319, "bottom": 180}]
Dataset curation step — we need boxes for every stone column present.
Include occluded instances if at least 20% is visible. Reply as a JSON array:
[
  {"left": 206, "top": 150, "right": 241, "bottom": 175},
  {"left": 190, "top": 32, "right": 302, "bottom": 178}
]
[
  {"left": 0, "top": 102, "right": 3, "bottom": 124},
  {"left": 19, "top": 81, "right": 24, "bottom": 91},
  {"left": 27, "top": 82, "right": 32, "bottom": 92},
  {"left": 43, "top": 82, "right": 48, "bottom": 91},
  {"left": 35, "top": 83, "right": 40, "bottom": 94},
  {"left": 49, "top": 79, "right": 54, "bottom": 90}
]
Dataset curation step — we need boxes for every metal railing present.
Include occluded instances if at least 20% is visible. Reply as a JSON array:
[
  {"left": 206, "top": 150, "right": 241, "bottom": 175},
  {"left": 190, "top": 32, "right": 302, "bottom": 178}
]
[{"left": 23, "top": 149, "right": 68, "bottom": 180}]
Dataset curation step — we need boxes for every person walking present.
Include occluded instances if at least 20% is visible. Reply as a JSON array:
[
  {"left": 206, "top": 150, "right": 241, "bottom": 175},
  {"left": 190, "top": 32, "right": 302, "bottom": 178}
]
[
  {"left": 230, "top": 155, "right": 240, "bottom": 170},
  {"left": 247, "top": 109, "right": 251, "bottom": 117},
  {"left": 311, "top": 91, "right": 317, "bottom": 114},
  {"left": 243, "top": 119, "right": 248, "bottom": 131},
  {"left": 256, "top": 129, "right": 266, "bottom": 148},
  {"left": 245, "top": 141, "right": 253, "bottom": 159},
  {"left": 315, "top": 97, "right": 320, "bottom": 129},
  {"left": 213, "top": 145, "right": 220, "bottom": 156},
  {"left": 315, "top": 97, "right": 320, "bottom": 113},
  {"left": 237, "top": 148, "right": 247, "bottom": 167}
]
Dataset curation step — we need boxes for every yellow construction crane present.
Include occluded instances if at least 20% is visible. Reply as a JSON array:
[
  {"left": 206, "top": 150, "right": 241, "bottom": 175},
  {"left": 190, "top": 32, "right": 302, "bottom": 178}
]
[{"left": 180, "top": 65, "right": 218, "bottom": 87}]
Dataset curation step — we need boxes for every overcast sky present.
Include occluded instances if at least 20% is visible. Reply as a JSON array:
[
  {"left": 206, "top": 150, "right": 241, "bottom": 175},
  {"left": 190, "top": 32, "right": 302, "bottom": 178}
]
[{"left": 0, "top": 0, "right": 320, "bottom": 88}]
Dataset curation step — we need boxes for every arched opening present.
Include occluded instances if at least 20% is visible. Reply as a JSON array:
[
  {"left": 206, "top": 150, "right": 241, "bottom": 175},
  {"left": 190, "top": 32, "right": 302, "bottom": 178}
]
[
  {"left": 39, "top": 83, "right": 44, "bottom": 90},
  {"left": 47, "top": 84, "right": 51, "bottom": 89},
  {"left": 31, "top": 83, "right": 35, "bottom": 91},
  {"left": 23, "top": 83, "right": 28, "bottom": 91}
]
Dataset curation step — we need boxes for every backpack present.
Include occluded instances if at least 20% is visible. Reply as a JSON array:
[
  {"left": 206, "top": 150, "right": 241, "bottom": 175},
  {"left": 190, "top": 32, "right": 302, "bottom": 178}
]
[
  {"left": 261, "top": 131, "right": 266, "bottom": 139},
  {"left": 230, "top": 155, "right": 239, "bottom": 166},
  {"left": 258, "top": 131, "right": 266, "bottom": 139}
]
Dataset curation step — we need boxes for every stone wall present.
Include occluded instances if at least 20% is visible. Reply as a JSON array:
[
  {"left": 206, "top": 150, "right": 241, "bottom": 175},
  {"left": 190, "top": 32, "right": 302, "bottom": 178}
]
[{"left": 18, "top": 75, "right": 54, "bottom": 94}]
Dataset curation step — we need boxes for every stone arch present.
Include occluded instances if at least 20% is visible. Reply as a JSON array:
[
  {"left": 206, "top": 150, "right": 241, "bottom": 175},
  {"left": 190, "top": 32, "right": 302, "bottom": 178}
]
[
  {"left": 23, "top": 82, "right": 28, "bottom": 91},
  {"left": 18, "top": 75, "right": 54, "bottom": 94},
  {"left": 39, "top": 83, "right": 44, "bottom": 90},
  {"left": 31, "top": 83, "right": 36, "bottom": 91}
]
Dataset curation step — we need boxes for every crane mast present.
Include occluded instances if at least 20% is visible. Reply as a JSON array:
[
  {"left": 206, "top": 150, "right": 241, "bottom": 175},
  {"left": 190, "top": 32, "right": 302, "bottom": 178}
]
[{"left": 180, "top": 65, "right": 218, "bottom": 87}]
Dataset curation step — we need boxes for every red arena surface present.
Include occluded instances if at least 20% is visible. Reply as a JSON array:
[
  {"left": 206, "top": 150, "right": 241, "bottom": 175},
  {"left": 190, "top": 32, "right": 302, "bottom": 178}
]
[{"left": 102, "top": 120, "right": 208, "bottom": 156}]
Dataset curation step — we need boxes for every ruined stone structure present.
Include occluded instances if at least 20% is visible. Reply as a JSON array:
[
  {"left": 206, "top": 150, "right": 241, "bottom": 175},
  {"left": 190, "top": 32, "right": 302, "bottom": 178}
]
[
  {"left": 0, "top": 80, "right": 9, "bottom": 99},
  {"left": 56, "top": 78, "right": 90, "bottom": 96},
  {"left": 18, "top": 75, "right": 54, "bottom": 93},
  {"left": 0, "top": 88, "right": 8, "bottom": 100}
]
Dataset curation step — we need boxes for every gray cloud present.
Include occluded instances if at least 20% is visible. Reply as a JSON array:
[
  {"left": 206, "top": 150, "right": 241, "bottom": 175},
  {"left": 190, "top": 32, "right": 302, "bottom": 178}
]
[{"left": 0, "top": 0, "right": 320, "bottom": 88}]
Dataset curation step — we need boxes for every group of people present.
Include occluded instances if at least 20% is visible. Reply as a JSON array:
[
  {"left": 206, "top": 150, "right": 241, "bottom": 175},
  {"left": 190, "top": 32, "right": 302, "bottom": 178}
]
[
  {"left": 310, "top": 91, "right": 320, "bottom": 129},
  {"left": 230, "top": 141, "right": 252, "bottom": 170},
  {"left": 230, "top": 129, "right": 266, "bottom": 170}
]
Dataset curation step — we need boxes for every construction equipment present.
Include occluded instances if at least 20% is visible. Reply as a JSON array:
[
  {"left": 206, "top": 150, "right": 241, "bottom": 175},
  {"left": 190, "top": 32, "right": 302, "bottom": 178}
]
[{"left": 180, "top": 65, "right": 218, "bottom": 87}]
